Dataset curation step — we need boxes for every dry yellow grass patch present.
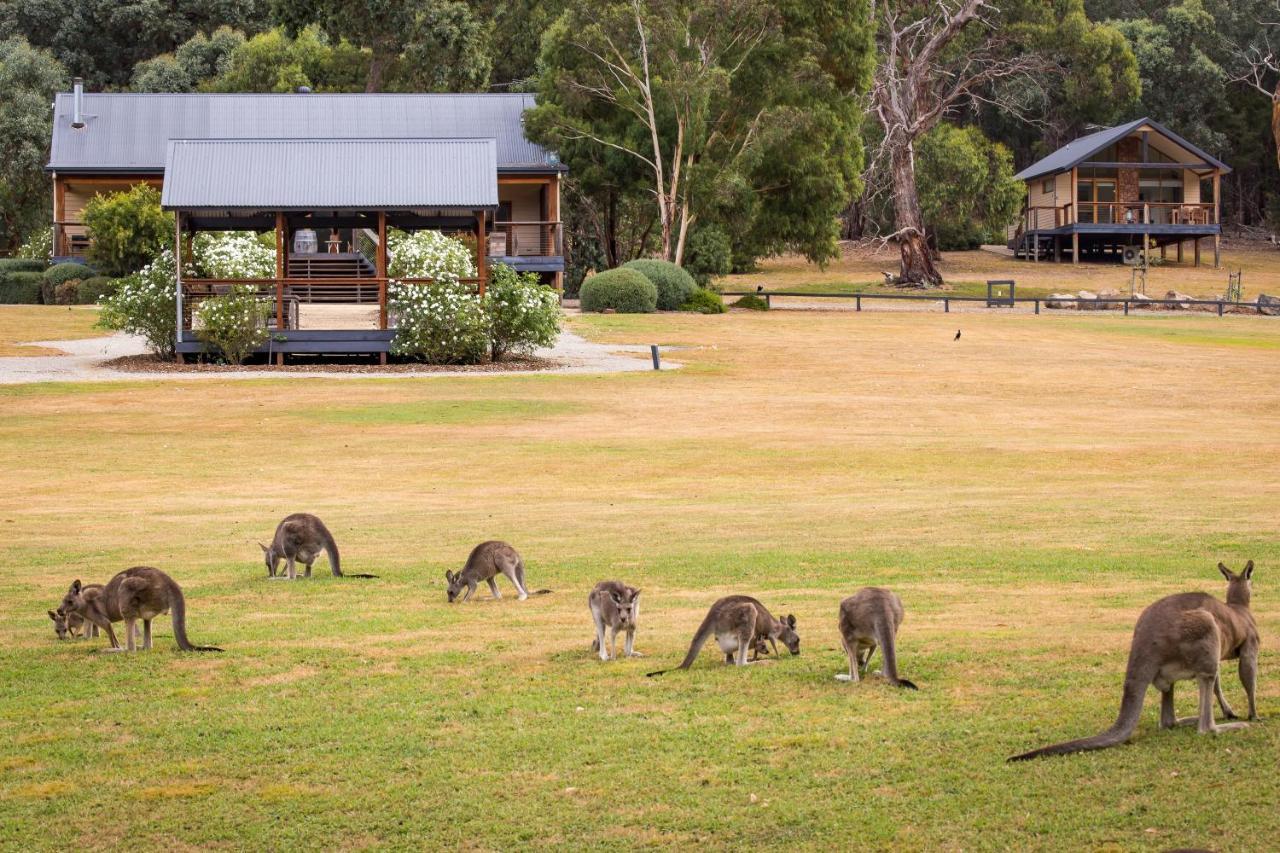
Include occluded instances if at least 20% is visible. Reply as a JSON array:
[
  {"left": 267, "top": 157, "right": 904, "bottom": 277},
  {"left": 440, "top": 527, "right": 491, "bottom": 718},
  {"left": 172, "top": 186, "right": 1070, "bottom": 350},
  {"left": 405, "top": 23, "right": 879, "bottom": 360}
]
[{"left": 0, "top": 305, "right": 102, "bottom": 356}]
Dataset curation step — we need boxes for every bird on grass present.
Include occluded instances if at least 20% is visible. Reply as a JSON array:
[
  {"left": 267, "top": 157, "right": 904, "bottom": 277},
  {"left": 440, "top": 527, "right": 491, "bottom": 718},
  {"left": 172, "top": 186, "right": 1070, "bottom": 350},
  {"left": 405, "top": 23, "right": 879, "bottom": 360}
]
[
  {"left": 953, "top": 330, "right": 961, "bottom": 341},
  {"left": 756, "top": 285, "right": 764, "bottom": 294}
]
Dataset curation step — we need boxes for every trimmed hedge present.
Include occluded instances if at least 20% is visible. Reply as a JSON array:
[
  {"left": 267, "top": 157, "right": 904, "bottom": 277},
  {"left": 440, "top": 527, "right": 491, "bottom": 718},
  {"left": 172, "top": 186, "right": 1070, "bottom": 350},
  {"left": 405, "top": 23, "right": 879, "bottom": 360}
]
[
  {"left": 579, "top": 268, "right": 657, "bottom": 313},
  {"left": 680, "top": 288, "right": 726, "bottom": 314},
  {"left": 44, "top": 262, "right": 93, "bottom": 284},
  {"left": 0, "top": 258, "right": 46, "bottom": 274},
  {"left": 731, "top": 294, "right": 769, "bottom": 311},
  {"left": 622, "top": 259, "right": 697, "bottom": 310},
  {"left": 0, "top": 272, "right": 44, "bottom": 304},
  {"left": 76, "top": 277, "right": 119, "bottom": 304}
]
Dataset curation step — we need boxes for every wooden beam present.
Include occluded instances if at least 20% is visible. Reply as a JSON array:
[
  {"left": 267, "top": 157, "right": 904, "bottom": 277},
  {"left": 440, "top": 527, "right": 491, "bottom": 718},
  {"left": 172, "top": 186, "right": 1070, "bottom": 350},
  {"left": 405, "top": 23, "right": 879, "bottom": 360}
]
[
  {"left": 1194, "top": 237, "right": 1201, "bottom": 267},
  {"left": 174, "top": 211, "right": 184, "bottom": 363},
  {"left": 377, "top": 210, "right": 388, "bottom": 332},
  {"left": 275, "top": 212, "right": 285, "bottom": 366},
  {"left": 1213, "top": 170, "right": 1221, "bottom": 225},
  {"left": 497, "top": 176, "right": 558, "bottom": 185},
  {"left": 53, "top": 176, "right": 66, "bottom": 256},
  {"left": 1072, "top": 231, "right": 1079, "bottom": 265},
  {"left": 476, "top": 211, "right": 487, "bottom": 296}
]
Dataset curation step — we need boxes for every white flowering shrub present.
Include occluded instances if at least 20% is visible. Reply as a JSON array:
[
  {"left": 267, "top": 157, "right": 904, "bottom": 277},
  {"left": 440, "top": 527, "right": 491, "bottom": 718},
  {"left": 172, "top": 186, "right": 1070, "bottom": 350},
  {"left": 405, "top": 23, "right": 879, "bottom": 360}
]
[
  {"left": 192, "top": 231, "right": 276, "bottom": 279},
  {"left": 387, "top": 229, "right": 477, "bottom": 282},
  {"left": 16, "top": 226, "right": 53, "bottom": 262},
  {"left": 389, "top": 281, "right": 489, "bottom": 364},
  {"left": 484, "top": 264, "right": 560, "bottom": 360},
  {"left": 97, "top": 250, "right": 178, "bottom": 358},
  {"left": 195, "top": 284, "right": 271, "bottom": 365}
]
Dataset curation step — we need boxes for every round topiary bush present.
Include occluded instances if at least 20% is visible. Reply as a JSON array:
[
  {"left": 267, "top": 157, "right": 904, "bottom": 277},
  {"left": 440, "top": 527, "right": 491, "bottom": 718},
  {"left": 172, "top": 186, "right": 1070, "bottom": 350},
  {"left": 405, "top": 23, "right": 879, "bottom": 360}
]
[
  {"left": 679, "top": 287, "right": 726, "bottom": 314},
  {"left": 579, "top": 268, "right": 657, "bottom": 314},
  {"left": 44, "top": 262, "right": 94, "bottom": 284},
  {"left": 0, "top": 272, "right": 43, "bottom": 304},
  {"left": 622, "top": 259, "right": 697, "bottom": 310}
]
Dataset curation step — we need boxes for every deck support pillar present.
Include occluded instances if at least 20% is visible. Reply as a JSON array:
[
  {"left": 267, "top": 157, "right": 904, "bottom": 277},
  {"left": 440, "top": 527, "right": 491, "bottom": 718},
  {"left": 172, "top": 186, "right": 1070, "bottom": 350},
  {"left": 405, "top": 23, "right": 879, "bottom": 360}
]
[
  {"left": 275, "top": 212, "right": 285, "bottom": 366},
  {"left": 174, "top": 211, "right": 184, "bottom": 363},
  {"left": 1071, "top": 232, "right": 1079, "bottom": 265},
  {"left": 476, "top": 210, "right": 487, "bottom": 296},
  {"left": 1053, "top": 236, "right": 1061, "bottom": 263},
  {"left": 1194, "top": 238, "right": 1201, "bottom": 267},
  {"left": 1213, "top": 233, "right": 1220, "bottom": 269},
  {"left": 1177, "top": 241, "right": 1183, "bottom": 264}
]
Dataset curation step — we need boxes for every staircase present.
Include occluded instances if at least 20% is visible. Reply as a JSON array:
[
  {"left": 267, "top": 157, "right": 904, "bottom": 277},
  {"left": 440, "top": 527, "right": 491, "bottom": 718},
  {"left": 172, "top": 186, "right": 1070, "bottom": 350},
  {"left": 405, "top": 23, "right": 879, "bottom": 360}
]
[{"left": 286, "top": 252, "right": 376, "bottom": 279}]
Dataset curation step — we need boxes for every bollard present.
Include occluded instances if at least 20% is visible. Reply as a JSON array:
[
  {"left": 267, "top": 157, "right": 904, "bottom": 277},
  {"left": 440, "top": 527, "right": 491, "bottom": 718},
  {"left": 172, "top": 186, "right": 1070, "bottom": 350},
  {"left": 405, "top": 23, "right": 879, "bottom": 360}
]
[
  {"left": 1034, "top": 299, "right": 1040, "bottom": 315},
  {"left": 1217, "top": 301, "right": 1224, "bottom": 317},
  {"left": 856, "top": 295, "right": 861, "bottom": 312},
  {"left": 650, "top": 344, "right": 660, "bottom": 371},
  {"left": 1124, "top": 300, "right": 1129, "bottom": 316},
  {"left": 944, "top": 298, "right": 950, "bottom": 313}
]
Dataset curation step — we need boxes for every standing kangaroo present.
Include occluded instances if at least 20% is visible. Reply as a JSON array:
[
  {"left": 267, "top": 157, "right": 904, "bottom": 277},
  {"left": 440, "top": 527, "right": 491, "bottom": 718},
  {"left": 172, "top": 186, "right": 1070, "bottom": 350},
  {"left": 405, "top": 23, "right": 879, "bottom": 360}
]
[
  {"left": 60, "top": 568, "right": 222, "bottom": 652},
  {"left": 446, "top": 541, "right": 550, "bottom": 602},
  {"left": 1010, "top": 561, "right": 1259, "bottom": 761},
  {"left": 49, "top": 583, "right": 103, "bottom": 640},
  {"left": 646, "top": 595, "right": 799, "bottom": 676},
  {"left": 588, "top": 581, "right": 642, "bottom": 660},
  {"left": 260, "top": 513, "right": 377, "bottom": 580},
  {"left": 836, "top": 588, "right": 918, "bottom": 689}
]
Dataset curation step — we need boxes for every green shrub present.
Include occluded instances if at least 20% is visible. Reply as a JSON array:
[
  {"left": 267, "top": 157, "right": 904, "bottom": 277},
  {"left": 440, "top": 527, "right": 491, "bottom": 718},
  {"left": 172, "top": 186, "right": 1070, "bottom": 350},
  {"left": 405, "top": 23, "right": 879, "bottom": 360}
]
[
  {"left": 484, "top": 265, "right": 561, "bottom": 361},
  {"left": 43, "top": 262, "right": 92, "bottom": 284},
  {"left": 680, "top": 288, "right": 726, "bottom": 314},
  {"left": 76, "top": 277, "right": 119, "bottom": 304},
  {"left": 683, "top": 227, "right": 733, "bottom": 287},
  {"left": 14, "top": 226, "right": 53, "bottom": 262},
  {"left": 389, "top": 281, "right": 489, "bottom": 364},
  {"left": 0, "top": 272, "right": 43, "bottom": 304},
  {"left": 622, "top": 259, "right": 697, "bottom": 310},
  {"left": 195, "top": 284, "right": 271, "bottom": 365},
  {"left": 54, "top": 280, "right": 83, "bottom": 305},
  {"left": 579, "top": 268, "right": 657, "bottom": 313},
  {"left": 98, "top": 251, "right": 178, "bottom": 358},
  {"left": 0, "top": 258, "right": 45, "bottom": 274},
  {"left": 83, "top": 184, "right": 173, "bottom": 276},
  {"left": 731, "top": 294, "right": 769, "bottom": 311}
]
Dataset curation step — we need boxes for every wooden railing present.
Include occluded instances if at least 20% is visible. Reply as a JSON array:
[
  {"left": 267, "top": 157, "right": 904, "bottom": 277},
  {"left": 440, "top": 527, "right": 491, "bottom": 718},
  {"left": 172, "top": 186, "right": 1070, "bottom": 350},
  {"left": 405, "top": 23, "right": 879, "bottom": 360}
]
[
  {"left": 53, "top": 220, "right": 90, "bottom": 258},
  {"left": 488, "top": 221, "right": 562, "bottom": 257},
  {"left": 1074, "top": 202, "right": 1216, "bottom": 226}
]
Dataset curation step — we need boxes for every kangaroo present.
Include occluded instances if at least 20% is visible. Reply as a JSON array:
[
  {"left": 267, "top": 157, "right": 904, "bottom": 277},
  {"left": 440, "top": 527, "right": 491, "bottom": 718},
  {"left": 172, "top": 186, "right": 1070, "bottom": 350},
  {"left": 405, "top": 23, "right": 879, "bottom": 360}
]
[
  {"left": 588, "top": 581, "right": 642, "bottom": 660},
  {"left": 646, "top": 595, "right": 799, "bottom": 676},
  {"left": 1010, "top": 561, "right": 1259, "bottom": 761},
  {"left": 260, "top": 513, "right": 376, "bottom": 580},
  {"left": 61, "top": 568, "right": 223, "bottom": 652},
  {"left": 49, "top": 608, "right": 81, "bottom": 640},
  {"left": 836, "top": 587, "right": 918, "bottom": 689},
  {"left": 446, "top": 541, "right": 550, "bottom": 603}
]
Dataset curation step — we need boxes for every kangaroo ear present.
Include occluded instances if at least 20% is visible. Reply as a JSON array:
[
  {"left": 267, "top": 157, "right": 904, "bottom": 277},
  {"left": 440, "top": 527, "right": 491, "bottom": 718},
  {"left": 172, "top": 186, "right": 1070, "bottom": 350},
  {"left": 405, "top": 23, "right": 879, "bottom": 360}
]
[
  {"left": 787, "top": 614, "right": 797, "bottom": 629},
  {"left": 70, "top": 579, "right": 81, "bottom": 593},
  {"left": 445, "top": 570, "right": 454, "bottom": 583},
  {"left": 631, "top": 589, "right": 641, "bottom": 599},
  {"left": 1218, "top": 562, "right": 1233, "bottom": 581},
  {"left": 1243, "top": 560, "right": 1254, "bottom": 579},
  {"left": 48, "top": 610, "right": 58, "bottom": 621},
  {"left": 610, "top": 592, "right": 623, "bottom": 605},
  {"left": 258, "top": 542, "right": 269, "bottom": 553}
]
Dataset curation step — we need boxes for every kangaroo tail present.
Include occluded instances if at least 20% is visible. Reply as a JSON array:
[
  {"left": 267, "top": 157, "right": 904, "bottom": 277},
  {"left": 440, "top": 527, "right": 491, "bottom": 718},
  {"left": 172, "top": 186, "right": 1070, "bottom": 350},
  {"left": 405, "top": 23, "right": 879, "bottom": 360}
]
[
  {"left": 167, "top": 579, "right": 223, "bottom": 653},
  {"left": 647, "top": 610, "right": 716, "bottom": 677},
  {"left": 1008, "top": 659, "right": 1151, "bottom": 761},
  {"left": 876, "top": 621, "right": 917, "bottom": 690},
  {"left": 318, "top": 522, "right": 342, "bottom": 577}
]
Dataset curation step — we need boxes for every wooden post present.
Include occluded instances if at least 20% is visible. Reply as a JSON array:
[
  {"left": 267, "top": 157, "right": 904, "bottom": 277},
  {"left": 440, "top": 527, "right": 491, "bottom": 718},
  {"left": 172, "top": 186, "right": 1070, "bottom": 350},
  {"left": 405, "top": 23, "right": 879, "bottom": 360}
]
[
  {"left": 1072, "top": 232, "right": 1079, "bottom": 265},
  {"left": 377, "top": 211, "right": 388, "bottom": 365},
  {"left": 1177, "top": 241, "right": 1183, "bottom": 263},
  {"left": 53, "top": 175, "right": 66, "bottom": 258},
  {"left": 1213, "top": 170, "right": 1221, "bottom": 225},
  {"left": 1213, "top": 233, "right": 1221, "bottom": 269},
  {"left": 274, "top": 212, "right": 285, "bottom": 366},
  {"left": 1194, "top": 237, "right": 1201, "bottom": 267},
  {"left": 549, "top": 174, "right": 563, "bottom": 292},
  {"left": 174, "top": 211, "right": 183, "bottom": 363},
  {"left": 476, "top": 211, "right": 487, "bottom": 296}
]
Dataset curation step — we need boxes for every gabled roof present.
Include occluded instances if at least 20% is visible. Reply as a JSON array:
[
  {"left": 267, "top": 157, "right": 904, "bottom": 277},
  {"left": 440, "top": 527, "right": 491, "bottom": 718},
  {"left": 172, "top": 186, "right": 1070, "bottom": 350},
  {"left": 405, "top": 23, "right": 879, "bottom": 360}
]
[
  {"left": 48, "top": 92, "right": 562, "bottom": 174},
  {"left": 160, "top": 138, "right": 499, "bottom": 210},
  {"left": 1013, "top": 117, "right": 1231, "bottom": 181}
]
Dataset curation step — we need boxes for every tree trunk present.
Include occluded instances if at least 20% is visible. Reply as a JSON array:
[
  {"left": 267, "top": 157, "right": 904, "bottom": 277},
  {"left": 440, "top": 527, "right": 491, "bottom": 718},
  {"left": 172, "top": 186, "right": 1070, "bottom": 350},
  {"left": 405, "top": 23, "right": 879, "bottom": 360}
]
[
  {"left": 365, "top": 51, "right": 390, "bottom": 93},
  {"left": 1272, "top": 82, "right": 1280, "bottom": 173},
  {"left": 889, "top": 141, "right": 942, "bottom": 287}
]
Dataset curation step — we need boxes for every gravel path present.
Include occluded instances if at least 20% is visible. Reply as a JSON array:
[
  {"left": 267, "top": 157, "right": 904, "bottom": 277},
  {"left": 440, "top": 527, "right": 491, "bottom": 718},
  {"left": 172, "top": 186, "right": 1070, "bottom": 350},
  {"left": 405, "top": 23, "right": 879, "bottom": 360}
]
[{"left": 0, "top": 329, "right": 674, "bottom": 384}]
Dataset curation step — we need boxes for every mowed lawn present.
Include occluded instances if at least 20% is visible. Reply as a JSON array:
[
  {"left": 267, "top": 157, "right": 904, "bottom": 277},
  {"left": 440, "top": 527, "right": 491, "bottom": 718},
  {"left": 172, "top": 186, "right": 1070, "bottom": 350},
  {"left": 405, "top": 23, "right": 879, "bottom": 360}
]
[{"left": 1, "top": 309, "right": 1278, "bottom": 850}]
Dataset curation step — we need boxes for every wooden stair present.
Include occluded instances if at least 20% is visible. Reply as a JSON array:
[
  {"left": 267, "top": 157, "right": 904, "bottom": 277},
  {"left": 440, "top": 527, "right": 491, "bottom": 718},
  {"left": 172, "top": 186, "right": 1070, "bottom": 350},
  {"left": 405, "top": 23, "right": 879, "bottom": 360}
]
[{"left": 286, "top": 252, "right": 376, "bottom": 279}]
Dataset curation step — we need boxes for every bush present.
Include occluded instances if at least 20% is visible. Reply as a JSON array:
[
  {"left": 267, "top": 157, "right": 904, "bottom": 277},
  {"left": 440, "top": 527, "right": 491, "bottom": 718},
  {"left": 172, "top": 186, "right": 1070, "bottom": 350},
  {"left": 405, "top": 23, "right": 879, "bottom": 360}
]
[
  {"left": 83, "top": 184, "right": 173, "bottom": 276},
  {"left": 0, "top": 272, "right": 43, "bottom": 304},
  {"left": 682, "top": 227, "right": 733, "bottom": 287},
  {"left": 44, "top": 262, "right": 92, "bottom": 284},
  {"left": 98, "top": 251, "right": 178, "bottom": 358},
  {"left": 54, "top": 280, "right": 83, "bottom": 305},
  {"left": 0, "top": 258, "right": 45, "bottom": 274},
  {"left": 731, "top": 294, "right": 769, "bottom": 311},
  {"left": 14, "top": 226, "right": 53, "bottom": 262},
  {"left": 579, "top": 268, "right": 657, "bottom": 313},
  {"left": 622, "top": 259, "right": 697, "bottom": 310},
  {"left": 76, "top": 277, "right": 119, "bottom": 304},
  {"left": 195, "top": 284, "right": 271, "bottom": 364},
  {"left": 387, "top": 229, "right": 477, "bottom": 282},
  {"left": 680, "top": 288, "right": 726, "bottom": 314},
  {"left": 389, "top": 281, "right": 489, "bottom": 364},
  {"left": 192, "top": 231, "right": 276, "bottom": 279},
  {"left": 484, "top": 265, "right": 561, "bottom": 360}
]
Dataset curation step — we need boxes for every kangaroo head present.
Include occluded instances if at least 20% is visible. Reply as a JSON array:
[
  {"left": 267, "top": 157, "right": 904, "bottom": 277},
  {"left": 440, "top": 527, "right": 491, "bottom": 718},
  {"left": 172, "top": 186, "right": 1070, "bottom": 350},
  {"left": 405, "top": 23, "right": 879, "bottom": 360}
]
[
  {"left": 59, "top": 580, "right": 82, "bottom": 616},
  {"left": 773, "top": 614, "right": 800, "bottom": 655},
  {"left": 1219, "top": 560, "right": 1254, "bottom": 607},
  {"left": 49, "top": 609, "right": 69, "bottom": 640},
  {"left": 611, "top": 587, "right": 640, "bottom": 628},
  {"left": 445, "top": 569, "right": 466, "bottom": 603},
  {"left": 259, "top": 542, "right": 279, "bottom": 577}
]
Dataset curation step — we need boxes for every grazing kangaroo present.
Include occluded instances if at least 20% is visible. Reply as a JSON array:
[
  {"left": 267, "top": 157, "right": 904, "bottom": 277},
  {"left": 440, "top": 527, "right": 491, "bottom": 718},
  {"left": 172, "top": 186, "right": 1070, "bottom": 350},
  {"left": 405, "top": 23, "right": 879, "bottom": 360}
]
[
  {"left": 446, "top": 541, "right": 550, "bottom": 603},
  {"left": 61, "top": 568, "right": 223, "bottom": 652},
  {"left": 646, "top": 595, "right": 799, "bottom": 676},
  {"left": 836, "top": 588, "right": 918, "bottom": 689},
  {"left": 49, "top": 608, "right": 82, "bottom": 640},
  {"left": 1010, "top": 561, "right": 1259, "bottom": 761},
  {"left": 260, "top": 513, "right": 377, "bottom": 580},
  {"left": 588, "top": 581, "right": 642, "bottom": 660}
]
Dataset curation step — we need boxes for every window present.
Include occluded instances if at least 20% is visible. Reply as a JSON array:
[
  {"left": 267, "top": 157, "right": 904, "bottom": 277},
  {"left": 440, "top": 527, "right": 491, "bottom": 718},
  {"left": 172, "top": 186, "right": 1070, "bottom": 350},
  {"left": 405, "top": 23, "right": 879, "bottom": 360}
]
[{"left": 1042, "top": 178, "right": 1054, "bottom": 194}]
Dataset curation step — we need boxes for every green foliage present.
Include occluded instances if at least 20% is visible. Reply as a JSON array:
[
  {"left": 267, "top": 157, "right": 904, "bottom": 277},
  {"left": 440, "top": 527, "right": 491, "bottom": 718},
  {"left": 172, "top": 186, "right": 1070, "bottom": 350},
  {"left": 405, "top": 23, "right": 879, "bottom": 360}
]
[
  {"left": 578, "top": 268, "right": 657, "bottom": 314},
  {"left": 731, "top": 294, "right": 769, "bottom": 311},
  {"left": 917, "top": 125, "right": 1022, "bottom": 251},
  {"left": 53, "top": 279, "right": 82, "bottom": 305},
  {"left": 82, "top": 184, "right": 173, "bottom": 277},
  {"left": 681, "top": 226, "right": 733, "bottom": 287},
  {"left": 42, "top": 262, "right": 93, "bottom": 304},
  {"left": 15, "top": 225, "right": 52, "bottom": 262},
  {"left": 43, "top": 262, "right": 92, "bottom": 284},
  {"left": 387, "top": 229, "right": 476, "bottom": 281},
  {"left": 195, "top": 284, "right": 271, "bottom": 364},
  {"left": 483, "top": 264, "right": 561, "bottom": 361},
  {"left": 679, "top": 287, "right": 726, "bottom": 314},
  {"left": 75, "top": 276, "right": 118, "bottom": 304},
  {"left": 131, "top": 26, "right": 244, "bottom": 91},
  {"left": 0, "top": 258, "right": 46, "bottom": 274},
  {"left": 201, "top": 26, "right": 371, "bottom": 93},
  {"left": 622, "top": 259, "right": 697, "bottom": 310},
  {"left": 0, "top": 37, "right": 68, "bottom": 253},
  {"left": 97, "top": 251, "right": 178, "bottom": 358},
  {"left": 389, "top": 281, "right": 489, "bottom": 364},
  {"left": 191, "top": 231, "right": 276, "bottom": 279},
  {"left": 0, "top": 271, "right": 43, "bottom": 303}
]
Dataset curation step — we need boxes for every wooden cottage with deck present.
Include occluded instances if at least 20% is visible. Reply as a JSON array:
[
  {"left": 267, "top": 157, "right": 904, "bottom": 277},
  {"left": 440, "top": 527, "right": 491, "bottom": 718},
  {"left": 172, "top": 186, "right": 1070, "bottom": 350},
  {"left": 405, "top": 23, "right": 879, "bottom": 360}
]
[
  {"left": 1008, "top": 118, "right": 1229, "bottom": 267},
  {"left": 45, "top": 83, "right": 565, "bottom": 361}
]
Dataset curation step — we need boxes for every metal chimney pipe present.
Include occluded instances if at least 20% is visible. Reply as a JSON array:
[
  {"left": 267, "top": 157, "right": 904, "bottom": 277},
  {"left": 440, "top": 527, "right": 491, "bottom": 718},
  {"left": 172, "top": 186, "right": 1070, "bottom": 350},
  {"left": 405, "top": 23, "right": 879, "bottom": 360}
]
[{"left": 71, "top": 78, "right": 84, "bottom": 129}]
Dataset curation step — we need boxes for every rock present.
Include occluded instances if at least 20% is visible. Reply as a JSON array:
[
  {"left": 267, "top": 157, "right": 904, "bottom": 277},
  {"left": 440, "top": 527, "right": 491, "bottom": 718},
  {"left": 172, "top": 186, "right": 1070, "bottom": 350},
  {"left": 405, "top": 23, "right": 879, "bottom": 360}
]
[
  {"left": 1096, "top": 289, "right": 1124, "bottom": 310},
  {"left": 1130, "top": 293, "right": 1154, "bottom": 309},
  {"left": 1076, "top": 290, "right": 1101, "bottom": 310},
  {"left": 602, "top": 308, "right": 617, "bottom": 315},
  {"left": 1045, "top": 292, "right": 1075, "bottom": 309},
  {"left": 1162, "top": 290, "right": 1193, "bottom": 310},
  {"left": 1259, "top": 293, "right": 1280, "bottom": 316}
]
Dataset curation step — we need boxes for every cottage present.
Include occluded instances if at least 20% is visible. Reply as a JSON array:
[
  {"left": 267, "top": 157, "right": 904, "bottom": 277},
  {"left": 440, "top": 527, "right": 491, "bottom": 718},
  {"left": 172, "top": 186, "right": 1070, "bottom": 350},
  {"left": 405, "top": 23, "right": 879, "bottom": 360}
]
[
  {"left": 1009, "top": 118, "right": 1229, "bottom": 267},
  {"left": 46, "top": 82, "right": 565, "bottom": 361}
]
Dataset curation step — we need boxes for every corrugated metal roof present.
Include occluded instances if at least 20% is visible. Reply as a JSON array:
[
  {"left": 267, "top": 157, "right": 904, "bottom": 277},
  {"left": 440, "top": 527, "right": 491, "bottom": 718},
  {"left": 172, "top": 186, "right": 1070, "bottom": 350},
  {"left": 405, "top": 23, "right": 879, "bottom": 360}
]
[
  {"left": 49, "top": 92, "right": 560, "bottom": 173},
  {"left": 160, "top": 139, "right": 499, "bottom": 209},
  {"left": 1014, "top": 117, "right": 1230, "bottom": 181}
]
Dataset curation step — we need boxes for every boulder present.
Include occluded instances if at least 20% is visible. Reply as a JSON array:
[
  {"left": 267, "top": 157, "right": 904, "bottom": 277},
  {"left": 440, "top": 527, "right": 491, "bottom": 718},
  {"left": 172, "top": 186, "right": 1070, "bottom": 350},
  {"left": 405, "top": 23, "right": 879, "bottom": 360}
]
[
  {"left": 1130, "top": 292, "right": 1154, "bottom": 309},
  {"left": 1259, "top": 293, "right": 1280, "bottom": 316},
  {"left": 1096, "top": 289, "right": 1124, "bottom": 310},
  {"left": 1045, "top": 292, "right": 1076, "bottom": 309},
  {"left": 1162, "top": 290, "right": 1194, "bottom": 310},
  {"left": 1076, "top": 290, "right": 1101, "bottom": 310}
]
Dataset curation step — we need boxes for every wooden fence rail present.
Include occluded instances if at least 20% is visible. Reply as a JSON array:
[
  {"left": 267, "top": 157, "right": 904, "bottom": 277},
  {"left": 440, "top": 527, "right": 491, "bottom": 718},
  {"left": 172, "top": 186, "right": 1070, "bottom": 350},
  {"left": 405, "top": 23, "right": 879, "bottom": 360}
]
[{"left": 719, "top": 291, "right": 1274, "bottom": 318}]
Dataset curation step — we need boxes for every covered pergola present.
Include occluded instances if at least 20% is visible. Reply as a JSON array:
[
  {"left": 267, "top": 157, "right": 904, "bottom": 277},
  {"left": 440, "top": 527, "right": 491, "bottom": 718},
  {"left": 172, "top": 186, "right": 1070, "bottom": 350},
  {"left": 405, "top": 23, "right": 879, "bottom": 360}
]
[{"left": 161, "top": 137, "right": 499, "bottom": 363}]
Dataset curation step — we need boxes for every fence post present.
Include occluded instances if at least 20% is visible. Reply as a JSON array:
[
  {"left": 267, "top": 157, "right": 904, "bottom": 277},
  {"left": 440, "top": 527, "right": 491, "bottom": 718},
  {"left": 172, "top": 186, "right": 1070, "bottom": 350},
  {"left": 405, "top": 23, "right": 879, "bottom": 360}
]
[
  {"left": 1218, "top": 301, "right": 1223, "bottom": 317},
  {"left": 944, "top": 298, "right": 950, "bottom": 313},
  {"left": 1034, "top": 299, "right": 1040, "bottom": 315},
  {"left": 1123, "top": 300, "right": 1129, "bottom": 316},
  {"left": 765, "top": 293, "right": 771, "bottom": 309},
  {"left": 856, "top": 295, "right": 861, "bottom": 312}
]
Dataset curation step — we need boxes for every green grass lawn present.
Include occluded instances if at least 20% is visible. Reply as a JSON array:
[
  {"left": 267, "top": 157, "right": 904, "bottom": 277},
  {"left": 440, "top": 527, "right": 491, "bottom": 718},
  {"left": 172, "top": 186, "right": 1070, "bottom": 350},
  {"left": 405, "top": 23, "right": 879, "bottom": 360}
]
[{"left": 1, "top": 309, "right": 1278, "bottom": 850}]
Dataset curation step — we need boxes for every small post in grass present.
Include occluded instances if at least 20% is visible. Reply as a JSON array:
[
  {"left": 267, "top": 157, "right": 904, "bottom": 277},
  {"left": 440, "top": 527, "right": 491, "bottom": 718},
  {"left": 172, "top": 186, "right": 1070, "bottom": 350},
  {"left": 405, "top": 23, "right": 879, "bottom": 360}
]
[{"left": 650, "top": 345, "right": 660, "bottom": 371}]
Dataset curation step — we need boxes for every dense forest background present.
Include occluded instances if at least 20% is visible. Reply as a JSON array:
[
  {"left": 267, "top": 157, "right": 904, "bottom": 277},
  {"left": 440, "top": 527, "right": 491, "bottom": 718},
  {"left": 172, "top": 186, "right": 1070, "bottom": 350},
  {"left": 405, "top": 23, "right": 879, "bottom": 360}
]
[{"left": 1, "top": 0, "right": 1276, "bottom": 286}]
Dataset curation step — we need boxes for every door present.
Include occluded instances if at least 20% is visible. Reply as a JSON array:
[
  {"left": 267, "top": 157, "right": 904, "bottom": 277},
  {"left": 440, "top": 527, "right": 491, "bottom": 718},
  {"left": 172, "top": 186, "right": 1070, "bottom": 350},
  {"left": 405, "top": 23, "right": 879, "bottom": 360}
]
[{"left": 1077, "top": 179, "right": 1116, "bottom": 224}]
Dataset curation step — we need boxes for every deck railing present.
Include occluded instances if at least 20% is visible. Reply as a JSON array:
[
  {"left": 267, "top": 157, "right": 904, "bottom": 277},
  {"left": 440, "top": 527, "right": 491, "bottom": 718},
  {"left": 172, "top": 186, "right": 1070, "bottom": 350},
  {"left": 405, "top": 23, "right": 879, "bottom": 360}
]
[{"left": 488, "top": 221, "right": 562, "bottom": 257}]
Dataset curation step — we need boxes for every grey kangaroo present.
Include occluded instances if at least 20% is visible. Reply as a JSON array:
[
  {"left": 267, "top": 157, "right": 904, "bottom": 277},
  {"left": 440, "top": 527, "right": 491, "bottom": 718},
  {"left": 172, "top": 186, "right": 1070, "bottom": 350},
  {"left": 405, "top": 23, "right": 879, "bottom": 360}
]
[
  {"left": 446, "top": 541, "right": 550, "bottom": 602},
  {"left": 1010, "top": 561, "right": 1259, "bottom": 761},
  {"left": 49, "top": 583, "right": 103, "bottom": 639},
  {"left": 588, "top": 581, "right": 642, "bottom": 660},
  {"left": 60, "top": 568, "right": 223, "bottom": 652},
  {"left": 260, "top": 513, "right": 377, "bottom": 580},
  {"left": 836, "top": 587, "right": 918, "bottom": 689},
  {"left": 646, "top": 595, "right": 799, "bottom": 676}
]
